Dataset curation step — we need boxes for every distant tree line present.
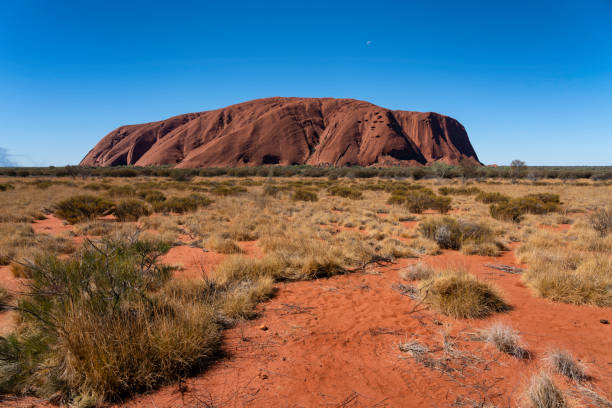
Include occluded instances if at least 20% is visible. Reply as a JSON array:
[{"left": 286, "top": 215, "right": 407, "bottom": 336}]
[{"left": 0, "top": 163, "right": 610, "bottom": 181}]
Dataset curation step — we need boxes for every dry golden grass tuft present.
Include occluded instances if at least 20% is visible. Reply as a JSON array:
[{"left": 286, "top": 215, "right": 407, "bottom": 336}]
[
  {"left": 419, "top": 268, "right": 509, "bottom": 318},
  {"left": 544, "top": 349, "right": 587, "bottom": 381},
  {"left": 206, "top": 234, "right": 244, "bottom": 254},
  {"left": 525, "top": 372, "right": 567, "bottom": 408}
]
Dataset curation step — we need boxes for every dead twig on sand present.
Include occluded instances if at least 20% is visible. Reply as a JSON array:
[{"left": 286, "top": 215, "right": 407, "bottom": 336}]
[{"left": 484, "top": 263, "right": 523, "bottom": 274}]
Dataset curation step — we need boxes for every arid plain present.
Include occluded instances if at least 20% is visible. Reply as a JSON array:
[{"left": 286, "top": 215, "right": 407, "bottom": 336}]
[{"left": 0, "top": 171, "right": 610, "bottom": 407}]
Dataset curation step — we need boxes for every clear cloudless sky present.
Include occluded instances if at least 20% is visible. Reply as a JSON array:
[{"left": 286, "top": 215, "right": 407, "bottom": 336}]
[{"left": 1, "top": 0, "right": 611, "bottom": 166}]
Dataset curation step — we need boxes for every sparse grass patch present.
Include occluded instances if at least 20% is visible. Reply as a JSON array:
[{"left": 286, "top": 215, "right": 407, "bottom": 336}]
[
  {"left": 419, "top": 268, "right": 509, "bottom": 318},
  {"left": 206, "top": 235, "right": 244, "bottom": 254},
  {"left": 545, "top": 349, "right": 587, "bottom": 381},
  {"left": 55, "top": 195, "right": 115, "bottom": 224},
  {"left": 399, "top": 262, "right": 434, "bottom": 281},
  {"left": 481, "top": 322, "right": 529, "bottom": 358},
  {"left": 525, "top": 372, "right": 567, "bottom": 408}
]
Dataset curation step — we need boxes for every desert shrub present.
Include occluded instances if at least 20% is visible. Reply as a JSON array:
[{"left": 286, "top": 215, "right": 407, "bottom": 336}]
[
  {"left": 490, "top": 195, "right": 559, "bottom": 223},
  {"left": 418, "top": 217, "right": 494, "bottom": 250},
  {"left": 55, "top": 195, "right": 115, "bottom": 224},
  {"left": 206, "top": 235, "right": 243, "bottom": 254},
  {"left": 378, "top": 238, "right": 417, "bottom": 259},
  {"left": 482, "top": 322, "right": 528, "bottom": 358},
  {"left": 154, "top": 194, "right": 212, "bottom": 213},
  {"left": 438, "top": 186, "right": 481, "bottom": 196},
  {"left": 0, "top": 183, "right": 15, "bottom": 191},
  {"left": 525, "top": 193, "right": 560, "bottom": 204},
  {"left": 526, "top": 372, "right": 567, "bottom": 408},
  {"left": 106, "top": 185, "right": 136, "bottom": 197},
  {"left": 419, "top": 269, "right": 509, "bottom": 318},
  {"left": 0, "top": 223, "right": 75, "bottom": 267},
  {"left": 0, "top": 287, "right": 10, "bottom": 311},
  {"left": 263, "top": 184, "right": 281, "bottom": 197},
  {"left": 475, "top": 191, "right": 510, "bottom": 204},
  {"left": 0, "top": 237, "right": 221, "bottom": 404},
  {"left": 588, "top": 207, "right": 612, "bottom": 236},
  {"left": 327, "top": 186, "right": 363, "bottom": 200},
  {"left": 404, "top": 190, "right": 451, "bottom": 214},
  {"left": 114, "top": 200, "right": 151, "bottom": 222},
  {"left": 139, "top": 190, "right": 166, "bottom": 204},
  {"left": 211, "top": 185, "right": 247, "bottom": 196},
  {"left": 292, "top": 189, "right": 318, "bottom": 202},
  {"left": 545, "top": 349, "right": 587, "bottom": 381},
  {"left": 399, "top": 262, "right": 434, "bottom": 281}
]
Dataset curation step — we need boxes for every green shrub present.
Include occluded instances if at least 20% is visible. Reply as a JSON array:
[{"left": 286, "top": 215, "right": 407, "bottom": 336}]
[
  {"left": 292, "top": 189, "right": 318, "bottom": 202},
  {"left": 0, "top": 183, "right": 15, "bottom": 191},
  {"left": 475, "top": 191, "right": 510, "bottom": 204},
  {"left": 154, "top": 194, "right": 212, "bottom": 213},
  {"left": 420, "top": 269, "right": 509, "bottom": 318},
  {"left": 0, "top": 238, "right": 221, "bottom": 403},
  {"left": 327, "top": 186, "right": 363, "bottom": 200},
  {"left": 402, "top": 190, "right": 452, "bottom": 214},
  {"left": 490, "top": 195, "right": 559, "bottom": 223},
  {"left": 55, "top": 195, "right": 115, "bottom": 224},
  {"left": 211, "top": 185, "right": 247, "bottom": 196},
  {"left": 114, "top": 200, "right": 151, "bottom": 222},
  {"left": 139, "top": 190, "right": 166, "bottom": 204},
  {"left": 438, "top": 186, "right": 481, "bottom": 196}
]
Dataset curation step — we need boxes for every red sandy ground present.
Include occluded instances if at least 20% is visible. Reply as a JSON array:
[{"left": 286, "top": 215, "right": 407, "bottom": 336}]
[{"left": 1, "top": 217, "right": 610, "bottom": 407}]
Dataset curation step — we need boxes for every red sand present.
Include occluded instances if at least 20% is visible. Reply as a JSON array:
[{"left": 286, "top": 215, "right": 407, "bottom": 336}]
[
  {"left": 120, "top": 243, "right": 611, "bottom": 407},
  {"left": 2, "top": 218, "right": 610, "bottom": 407}
]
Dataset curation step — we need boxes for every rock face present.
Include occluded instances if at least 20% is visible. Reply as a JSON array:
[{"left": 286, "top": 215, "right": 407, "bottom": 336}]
[{"left": 80, "top": 97, "right": 479, "bottom": 167}]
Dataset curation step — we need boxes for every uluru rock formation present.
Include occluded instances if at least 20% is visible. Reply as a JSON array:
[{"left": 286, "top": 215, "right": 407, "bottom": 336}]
[{"left": 80, "top": 97, "right": 480, "bottom": 167}]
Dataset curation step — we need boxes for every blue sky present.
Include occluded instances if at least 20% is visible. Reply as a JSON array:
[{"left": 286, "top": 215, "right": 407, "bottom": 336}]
[{"left": 1, "top": 1, "right": 611, "bottom": 166}]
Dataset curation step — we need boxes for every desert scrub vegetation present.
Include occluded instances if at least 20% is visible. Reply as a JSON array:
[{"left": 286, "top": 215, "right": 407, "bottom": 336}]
[
  {"left": 418, "top": 216, "right": 501, "bottom": 255},
  {"left": 388, "top": 187, "right": 451, "bottom": 214},
  {"left": 588, "top": 207, "right": 612, "bottom": 236},
  {"left": 291, "top": 188, "right": 318, "bottom": 201},
  {"left": 327, "top": 185, "right": 363, "bottom": 200},
  {"left": 0, "top": 222, "right": 74, "bottom": 267},
  {"left": 55, "top": 194, "right": 115, "bottom": 224},
  {"left": 438, "top": 186, "right": 481, "bottom": 196},
  {"left": 490, "top": 194, "right": 560, "bottom": 223},
  {"left": 481, "top": 322, "right": 529, "bottom": 358},
  {"left": 544, "top": 349, "right": 587, "bottom": 381},
  {"left": 114, "top": 199, "right": 151, "bottom": 221},
  {"left": 0, "top": 236, "right": 224, "bottom": 404},
  {"left": 517, "top": 229, "right": 611, "bottom": 306},
  {"left": 206, "top": 234, "right": 244, "bottom": 254},
  {"left": 153, "top": 194, "right": 212, "bottom": 213},
  {"left": 399, "top": 262, "right": 434, "bottom": 281},
  {"left": 525, "top": 372, "right": 567, "bottom": 408},
  {"left": 475, "top": 191, "right": 510, "bottom": 204},
  {"left": 419, "top": 268, "right": 509, "bottom": 318}
]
